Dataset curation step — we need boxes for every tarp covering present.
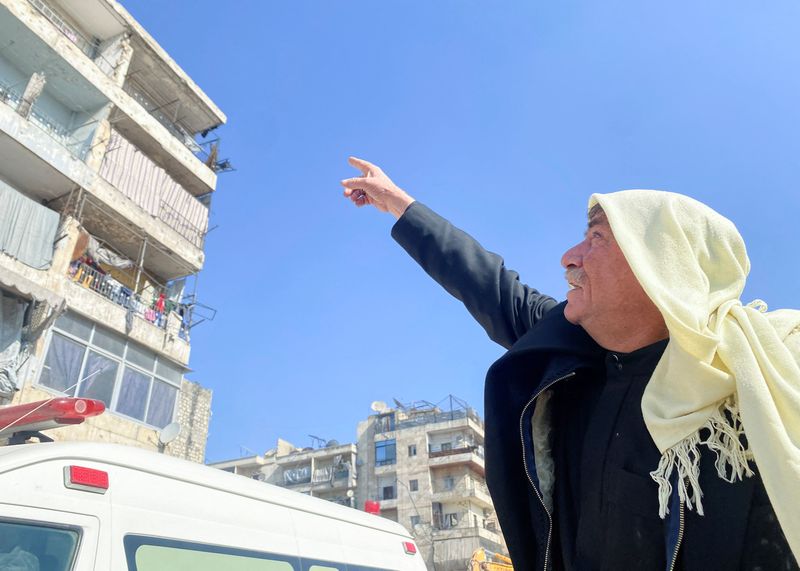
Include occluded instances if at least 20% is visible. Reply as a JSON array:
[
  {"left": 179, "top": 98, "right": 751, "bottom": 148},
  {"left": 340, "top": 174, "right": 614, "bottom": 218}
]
[
  {"left": 100, "top": 129, "right": 209, "bottom": 247},
  {"left": 0, "top": 180, "right": 60, "bottom": 270},
  {"left": 87, "top": 236, "right": 133, "bottom": 269},
  {"left": 0, "top": 290, "right": 27, "bottom": 397}
]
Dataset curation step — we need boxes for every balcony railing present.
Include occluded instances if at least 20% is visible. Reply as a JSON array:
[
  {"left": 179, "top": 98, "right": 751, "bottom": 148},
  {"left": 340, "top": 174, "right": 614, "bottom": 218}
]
[
  {"left": 159, "top": 200, "right": 206, "bottom": 248},
  {"left": 432, "top": 479, "right": 490, "bottom": 497},
  {"left": 28, "top": 0, "right": 117, "bottom": 77},
  {"left": 67, "top": 261, "right": 195, "bottom": 341},
  {"left": 396, "top": 408, "right": 482, "bottom": 431},
  {"left": 0, "top": 78, "right": 91, "bottom": 160},
  {"left": 123, "top": 79, "right": 205, "bottom": 157},
  {"left": 429, "top": 444, "right": 484, "bottom": 459},
  {"left": 432, "top": 512, "right": 498, "bottom": 535}
]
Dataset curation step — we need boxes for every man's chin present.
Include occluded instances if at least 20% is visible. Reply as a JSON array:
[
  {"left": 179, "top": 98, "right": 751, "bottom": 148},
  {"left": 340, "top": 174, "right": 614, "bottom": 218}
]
[{"left": 563, "top": 302, "right": 581, "bottom": 325}]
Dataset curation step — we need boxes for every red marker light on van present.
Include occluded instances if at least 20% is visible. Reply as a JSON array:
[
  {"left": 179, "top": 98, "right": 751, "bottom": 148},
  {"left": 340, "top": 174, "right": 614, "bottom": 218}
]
[
  {"left": 402, "top": 541, "right": 417, "bottom": 555},
  {"left": 64, "top": 465, "right": 109, "bottom": 494}
]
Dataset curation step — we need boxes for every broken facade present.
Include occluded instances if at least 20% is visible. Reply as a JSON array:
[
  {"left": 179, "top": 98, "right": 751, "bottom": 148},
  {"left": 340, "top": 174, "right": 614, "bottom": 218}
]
[{"left": 0, "top": 0, "right": 225, "bottom": 461}]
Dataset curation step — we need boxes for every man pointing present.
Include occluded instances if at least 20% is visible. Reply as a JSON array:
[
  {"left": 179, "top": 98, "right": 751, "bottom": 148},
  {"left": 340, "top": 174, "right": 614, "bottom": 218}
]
[{"left": 341, "top": 157, "right": 799, "bottom": 570}]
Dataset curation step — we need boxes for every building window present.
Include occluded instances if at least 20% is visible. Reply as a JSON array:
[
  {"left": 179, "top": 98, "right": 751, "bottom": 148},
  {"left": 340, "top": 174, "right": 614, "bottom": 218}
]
[
  {"left": 376, "top": 413, "right": 395, "bottom": 433},
  {"left": 408, "top": 443, "right": 417, "bottom": 457},
  {"left": 375, "top": 439, "right": 397, "bottom": 466},
  {"left": 410, "top": 515, "right": 421, "bottom": 528},
  {"left": 441, "top": 442, "right": 452, "bottom": 452},
  {"left": 443, "top": 476, "right": 455, "bottom": 490},
  {"left": 381, "top": 485, "right": 395, "bottom": 500},
  {"left": 38, "top": 312, "right": 182, "bottom": 429},
  {"left": 444, "top": 513, "right": 458, "bottom": 528},
  {"left": 409, "top": 479, "right": 419, "bottom": 492}
]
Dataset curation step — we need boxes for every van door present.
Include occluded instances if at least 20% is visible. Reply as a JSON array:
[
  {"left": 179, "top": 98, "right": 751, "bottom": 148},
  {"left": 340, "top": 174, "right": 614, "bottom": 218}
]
[{"left": 0, "top": 504, "right": 102, "bottom": 571}]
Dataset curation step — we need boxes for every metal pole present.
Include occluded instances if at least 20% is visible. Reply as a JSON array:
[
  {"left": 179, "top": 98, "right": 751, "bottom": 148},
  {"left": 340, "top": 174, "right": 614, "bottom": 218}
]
[{"left": 134, "top": 237, "right": 148, "bottom": 293}]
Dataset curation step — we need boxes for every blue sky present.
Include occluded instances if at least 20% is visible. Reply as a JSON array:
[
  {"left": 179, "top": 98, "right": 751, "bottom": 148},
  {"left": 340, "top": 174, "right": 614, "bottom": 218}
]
[{"left": 122, "top": 1, "right": 800, "bottom": 462}]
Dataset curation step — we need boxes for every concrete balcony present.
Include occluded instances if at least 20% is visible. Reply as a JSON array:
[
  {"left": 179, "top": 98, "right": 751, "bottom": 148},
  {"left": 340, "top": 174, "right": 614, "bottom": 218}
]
[
  {"left": 310, "top": 469, "right": 355, "bottom": 491},
  {"left": 0, "top": 97, "right": 204, "bottom": 279},
  {"left": 1, "top": 0, "right": 219, "bottom": 196},
  {"left": 378, "top": 498, "right": 398, "bottom": 511},
  {"left": 0, "top": 246, "right": 190, "bottom": 367},
  {"left": 431, "top": 482, "right": 493, "bottom": 509},
  {"left": 428, "top": 446, "right": 485, "bottom": 475},
  {"left": 431, "top": 524, "right": 503, "bottom": 546}
]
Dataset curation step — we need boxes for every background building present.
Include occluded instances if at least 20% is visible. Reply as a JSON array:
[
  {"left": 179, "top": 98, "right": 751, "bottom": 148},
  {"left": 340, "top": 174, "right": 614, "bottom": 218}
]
[
  {"left": 0, "top": 0, "right": 226, "bottom": 461},
  {"left": 211, "top": 396, "right": 508, "bottom": 570},
  {"left": 210, "top": 438, "right": 358, "bottom": 508},
  {"left": 356, "top": 396, "right": 506, "bottom": 571}
]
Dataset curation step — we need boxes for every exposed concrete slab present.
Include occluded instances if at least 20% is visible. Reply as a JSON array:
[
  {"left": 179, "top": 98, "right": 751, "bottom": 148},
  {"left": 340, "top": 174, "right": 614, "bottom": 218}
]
[
  {"left": 53, "top": 0, "right": 226, "bottom": 131},
  {"left": 0, "top": 219, "right": 191, "bottom": 365},
  {"left": 0, "top": 101, "right": 204, "bottom": 278},
  {"left": 0, "top": 0, "right": 218, "bottom": 196}
]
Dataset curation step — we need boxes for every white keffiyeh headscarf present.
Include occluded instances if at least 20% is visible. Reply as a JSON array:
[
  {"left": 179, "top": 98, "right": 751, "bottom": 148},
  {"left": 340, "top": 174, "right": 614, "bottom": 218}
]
[{"left": 590, "top": 190, "right": 800, "bottom": 559}]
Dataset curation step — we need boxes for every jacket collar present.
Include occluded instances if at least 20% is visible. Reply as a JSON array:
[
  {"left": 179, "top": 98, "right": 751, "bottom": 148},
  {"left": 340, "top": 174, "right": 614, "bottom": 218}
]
[{"left": 505, "top": 302, "right": 605, "bottom": 361}]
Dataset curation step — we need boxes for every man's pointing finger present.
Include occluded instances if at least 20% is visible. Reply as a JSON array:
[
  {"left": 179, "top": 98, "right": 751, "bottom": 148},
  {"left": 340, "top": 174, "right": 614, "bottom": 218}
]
[{"left": 348, "top": 156, "right": 379, "bottom": 175}]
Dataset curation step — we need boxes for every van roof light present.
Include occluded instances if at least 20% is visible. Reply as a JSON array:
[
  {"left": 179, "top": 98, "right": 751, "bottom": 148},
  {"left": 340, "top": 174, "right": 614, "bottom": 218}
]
[
  {"left": 64, "top": 465, "right": 109, "bottom": 494},
  {"left": 0, "top": 398, "right": 105, "bottom": 439},
  {"left": 402, "top": 541, "right": 417, "bottom": 555}
]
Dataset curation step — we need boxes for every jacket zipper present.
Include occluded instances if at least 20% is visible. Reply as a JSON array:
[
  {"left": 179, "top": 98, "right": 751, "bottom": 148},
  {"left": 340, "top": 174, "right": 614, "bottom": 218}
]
[
  {"left": 668, "top": 493, "right": 685, "bottom": 571},
  {"left": 519, "top": 371, "right": 576, "bottom": 571}
]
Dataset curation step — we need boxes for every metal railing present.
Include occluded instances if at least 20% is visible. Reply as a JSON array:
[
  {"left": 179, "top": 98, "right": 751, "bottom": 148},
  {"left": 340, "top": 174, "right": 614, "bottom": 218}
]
[
  {"left": 28, "top": 0, "right": 117, "bottom": 77},
  {"left": 429, "top": 444, "right": 484, "bottom": 459},
  {"left": 396, "top": 408, "right": 482, "bottom": 431},
  {"left": 69, "top": 261, "right": 170, "bottom": 330},
  {"left": 123, "top": 80, "right": 204, "bottom": 156},
  {"left": 159, "top": 200, "right": 206, "bottom": 248},
  {"left": 432, "top": 479, "right": 490, "bottom": 497},
  {"left": 0, "top": 78, "right": 91, "bottom": 160}
]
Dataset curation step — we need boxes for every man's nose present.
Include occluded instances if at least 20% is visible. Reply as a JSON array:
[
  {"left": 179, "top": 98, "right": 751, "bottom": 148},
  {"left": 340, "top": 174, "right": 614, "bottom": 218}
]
[{"left": 561, "top": 241, "right": 585, "bottom": 269}]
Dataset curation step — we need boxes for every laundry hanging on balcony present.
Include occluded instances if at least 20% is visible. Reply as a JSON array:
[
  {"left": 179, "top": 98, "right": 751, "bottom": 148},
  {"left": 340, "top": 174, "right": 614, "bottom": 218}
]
[{"left": 0, "top": 180, "right": 60, "bottom": 270}]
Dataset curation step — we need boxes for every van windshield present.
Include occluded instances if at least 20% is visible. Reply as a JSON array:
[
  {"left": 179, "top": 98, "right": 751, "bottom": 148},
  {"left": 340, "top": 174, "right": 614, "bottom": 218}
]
[{"left": 0, "top": 520, "right": 80, "bottom": 571}]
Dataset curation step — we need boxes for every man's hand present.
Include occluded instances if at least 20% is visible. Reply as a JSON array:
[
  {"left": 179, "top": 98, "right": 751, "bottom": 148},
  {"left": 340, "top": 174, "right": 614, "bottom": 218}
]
[{"left": 341, "top": 157, "right": 415, "bottom": 219}]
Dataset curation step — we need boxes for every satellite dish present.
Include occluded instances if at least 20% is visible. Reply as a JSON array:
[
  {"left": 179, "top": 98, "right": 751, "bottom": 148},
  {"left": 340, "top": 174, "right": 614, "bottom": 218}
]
[
  {"left": 158, "top": 422, "right": 181, "bottom": 446},
  {"left": 370, "top": 401, "right": 388, "bottom": 413},
  {"left": 326, "top": 439, "right": 339, "bottom": 448}
]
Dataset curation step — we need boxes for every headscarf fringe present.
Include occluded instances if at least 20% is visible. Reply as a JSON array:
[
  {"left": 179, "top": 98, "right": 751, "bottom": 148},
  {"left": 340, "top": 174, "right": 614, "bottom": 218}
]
[{"left": 650, "top": 398, "right": 753, "bottom": 518}]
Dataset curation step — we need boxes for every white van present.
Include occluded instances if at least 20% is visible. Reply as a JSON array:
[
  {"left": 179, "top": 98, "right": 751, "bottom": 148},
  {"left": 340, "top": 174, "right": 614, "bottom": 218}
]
[{"left": 0, "top": 401, "right": 426, "bottom": 571}]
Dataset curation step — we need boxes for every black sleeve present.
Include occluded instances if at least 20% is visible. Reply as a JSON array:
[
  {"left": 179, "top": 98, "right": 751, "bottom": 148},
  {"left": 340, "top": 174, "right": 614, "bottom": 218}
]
[{"left": 391, "top": 202, "right": 559, "bottom": 349}]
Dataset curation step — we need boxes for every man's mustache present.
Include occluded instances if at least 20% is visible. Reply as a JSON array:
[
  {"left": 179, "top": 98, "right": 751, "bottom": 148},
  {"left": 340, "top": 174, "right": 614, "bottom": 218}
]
[{"left": 565, "top": 268, "right": 586, "bottom": 288}]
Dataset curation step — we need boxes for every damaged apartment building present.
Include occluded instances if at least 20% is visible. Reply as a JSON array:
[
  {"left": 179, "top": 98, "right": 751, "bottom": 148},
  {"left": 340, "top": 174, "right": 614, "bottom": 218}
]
[
  {"left": 212, "top": 396, "right": 508, "bottom": 571},
  {"left": 0, "top": 0, "right": 228, "bottom": 461}
]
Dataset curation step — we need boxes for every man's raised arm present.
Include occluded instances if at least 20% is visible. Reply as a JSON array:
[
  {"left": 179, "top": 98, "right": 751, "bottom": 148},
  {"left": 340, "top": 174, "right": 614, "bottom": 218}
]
[{"left": 341, "top": 157, "right": 558, "bottom": 349}]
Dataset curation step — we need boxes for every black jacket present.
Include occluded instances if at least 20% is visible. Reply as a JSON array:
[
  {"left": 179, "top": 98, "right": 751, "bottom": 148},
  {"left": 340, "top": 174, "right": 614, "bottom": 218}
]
[{"left": 392, "top": 202, "right": 797, "bottom": 571}]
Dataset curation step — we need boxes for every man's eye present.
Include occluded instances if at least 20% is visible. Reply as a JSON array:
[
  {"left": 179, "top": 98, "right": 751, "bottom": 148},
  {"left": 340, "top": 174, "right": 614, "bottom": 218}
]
[{"left": 592, "top": 231, "right": 603, "bottom": 239}]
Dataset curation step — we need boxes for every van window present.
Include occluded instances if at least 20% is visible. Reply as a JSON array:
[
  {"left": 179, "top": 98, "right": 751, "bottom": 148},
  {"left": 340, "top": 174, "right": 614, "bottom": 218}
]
[
  {"left": 124, "top": 536, "right": 298, "bottom": 571},
  {"left": 0, "top": 519, "right": 79, "bottom": 571}
]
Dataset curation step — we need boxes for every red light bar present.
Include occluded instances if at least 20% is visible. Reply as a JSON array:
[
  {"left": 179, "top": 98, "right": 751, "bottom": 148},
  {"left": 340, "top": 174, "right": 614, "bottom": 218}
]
[
  {"left": 0, "top": 398, "right": 105, "bottom": 438},
  {"left": 402, "top": 541, "right": 417, "bottom": 555},
  {"left": 64, "top": 465, "right": 109, "bottom": 494}
]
